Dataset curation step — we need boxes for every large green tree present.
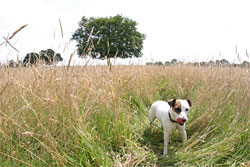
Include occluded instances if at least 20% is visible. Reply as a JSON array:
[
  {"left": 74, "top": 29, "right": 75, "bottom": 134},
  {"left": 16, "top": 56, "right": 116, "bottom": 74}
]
[
  {"left": 23, "top": 49, "right": 63, "bottom": 66},
  {"left": 72, "top": 15, "right": 145, "bottom": 64}
]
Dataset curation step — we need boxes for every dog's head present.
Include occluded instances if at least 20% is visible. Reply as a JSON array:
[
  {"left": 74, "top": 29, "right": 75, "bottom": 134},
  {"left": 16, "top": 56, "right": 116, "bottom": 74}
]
[{"left": 168, "top": 99, "right": 192, "bottom": 126}]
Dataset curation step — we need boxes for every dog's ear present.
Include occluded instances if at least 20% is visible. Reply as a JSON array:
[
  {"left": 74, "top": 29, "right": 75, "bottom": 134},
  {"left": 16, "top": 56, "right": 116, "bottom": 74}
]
[
  {"left": 186, "top": 99, "right": 192, "bottom": 107},
  {"left": 168, "top": 99, "right": 176, "bottom": 107}
]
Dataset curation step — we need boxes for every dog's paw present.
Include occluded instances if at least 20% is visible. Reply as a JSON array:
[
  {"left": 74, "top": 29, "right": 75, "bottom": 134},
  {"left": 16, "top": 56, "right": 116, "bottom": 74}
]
[{"left": 162, "top": 153, "right": 169, "bottom": 157}]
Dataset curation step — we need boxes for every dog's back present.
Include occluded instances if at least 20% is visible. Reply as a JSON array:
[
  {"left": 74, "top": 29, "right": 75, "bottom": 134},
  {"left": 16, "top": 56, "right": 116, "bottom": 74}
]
[{"left": 149, "top": 101, "right": 170, "bottom": 124}]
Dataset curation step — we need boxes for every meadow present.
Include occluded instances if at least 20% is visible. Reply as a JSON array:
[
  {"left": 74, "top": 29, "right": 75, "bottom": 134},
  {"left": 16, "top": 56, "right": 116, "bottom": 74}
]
[{"left": 0, "top": 65, "right": 249, "bottom": 166}]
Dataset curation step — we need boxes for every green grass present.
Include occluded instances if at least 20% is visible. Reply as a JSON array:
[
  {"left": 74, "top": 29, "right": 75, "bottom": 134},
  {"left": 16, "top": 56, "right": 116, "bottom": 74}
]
[{"left": 0, "top": 65, "right": 249, "bottom": 166}]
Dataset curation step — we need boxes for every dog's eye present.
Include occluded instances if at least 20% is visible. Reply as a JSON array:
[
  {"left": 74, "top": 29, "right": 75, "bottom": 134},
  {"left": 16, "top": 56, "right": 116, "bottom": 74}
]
[
  {"left": 186, "top": 109, "right": 189, "bottom": 112},
  {"left": 175, "top": 107, "right": 181, "bottom": 113}
]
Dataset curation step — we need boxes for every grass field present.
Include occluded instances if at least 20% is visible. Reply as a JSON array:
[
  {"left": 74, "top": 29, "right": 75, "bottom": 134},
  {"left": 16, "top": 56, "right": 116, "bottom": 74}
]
[{"left": 0, "top": 65, "right": 249, "bottom": 166}]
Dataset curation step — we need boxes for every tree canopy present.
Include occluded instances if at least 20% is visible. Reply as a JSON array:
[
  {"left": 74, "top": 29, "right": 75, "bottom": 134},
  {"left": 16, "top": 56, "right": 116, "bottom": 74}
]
[
  {"left": 72, "top": 15, "right": 145, "bottom": 64},
  {"left": 23, "top": 52, "right": 40, "bottom": 65},
  {"left": 39, "top": 49, "right": 63, "bottom": 65},
  {"left": 23, "top": 49, "right": 63, "bottom": 66}
]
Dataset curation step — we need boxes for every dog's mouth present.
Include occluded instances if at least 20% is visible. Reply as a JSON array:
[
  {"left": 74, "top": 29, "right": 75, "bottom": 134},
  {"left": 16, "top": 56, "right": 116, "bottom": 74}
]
[{"left": 177, "top": 118, "right": 184, "bottom": 126}]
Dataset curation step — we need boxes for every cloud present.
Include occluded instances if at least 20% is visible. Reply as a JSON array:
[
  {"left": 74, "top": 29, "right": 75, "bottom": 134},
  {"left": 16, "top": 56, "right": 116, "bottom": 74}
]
[{"left": 1, "top": 0, "right": 250, "bottom": 64}]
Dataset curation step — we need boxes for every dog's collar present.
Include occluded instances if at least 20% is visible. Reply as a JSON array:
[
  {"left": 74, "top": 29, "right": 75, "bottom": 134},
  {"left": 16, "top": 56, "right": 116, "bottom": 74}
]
[{"left": 168, "top": 112, "right": 177, "bottom": 123}]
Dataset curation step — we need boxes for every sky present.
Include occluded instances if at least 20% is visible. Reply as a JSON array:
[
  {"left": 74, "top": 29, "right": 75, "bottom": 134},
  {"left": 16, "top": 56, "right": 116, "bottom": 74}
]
[{"left": 1, "top": 0, "right": 250, "bottom": 65}]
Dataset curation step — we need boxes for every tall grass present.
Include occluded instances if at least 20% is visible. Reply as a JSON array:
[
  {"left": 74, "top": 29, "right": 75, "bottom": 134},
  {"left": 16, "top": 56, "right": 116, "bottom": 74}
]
[{"left": 0, "top": 65, "right": 249, "bottom": 166}]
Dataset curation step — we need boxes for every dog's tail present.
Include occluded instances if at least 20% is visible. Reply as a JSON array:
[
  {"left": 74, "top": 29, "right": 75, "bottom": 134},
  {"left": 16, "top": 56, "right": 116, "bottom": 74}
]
[{"left": 148, "top": 105, "right": 156, "bottom": 123}]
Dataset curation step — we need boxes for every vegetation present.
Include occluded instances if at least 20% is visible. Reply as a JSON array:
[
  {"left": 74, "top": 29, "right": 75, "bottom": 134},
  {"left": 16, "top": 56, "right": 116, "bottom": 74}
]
[
  {"left": 0, "top": 65, "right": 249, "bottom": 166},
  {"left": 23, "top": 49, "right": 63, "bottom": 66},
  {"left": 72, "top": 15, "right": 145, "bottom": 65},
  {"left": 5, "top": 49, "right": 63, "bottom": 67},
  {"left": 0, "top": 21, "right": 249, "bottom": 167},
  {"left": 147, "top": 58, "right": 250, "bottom": 67}
]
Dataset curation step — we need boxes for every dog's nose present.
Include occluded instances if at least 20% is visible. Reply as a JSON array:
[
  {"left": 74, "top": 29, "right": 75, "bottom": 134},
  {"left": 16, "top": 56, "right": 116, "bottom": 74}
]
[{"left": 182, "top": 118, "right": 186, "bottom": 122}]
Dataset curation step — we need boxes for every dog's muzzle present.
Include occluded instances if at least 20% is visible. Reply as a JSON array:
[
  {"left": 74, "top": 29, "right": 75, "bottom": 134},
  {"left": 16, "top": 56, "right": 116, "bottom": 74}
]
[
  {"left": 177, "top": 118, "right": 186, "bottom": 126},
  {"left": 169, "top": 113, "right": 187, "bottom": 126}
]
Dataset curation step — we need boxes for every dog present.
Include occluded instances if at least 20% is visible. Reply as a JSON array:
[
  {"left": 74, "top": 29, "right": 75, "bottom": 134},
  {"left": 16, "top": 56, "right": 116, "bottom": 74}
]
[{"left": 148, "top": 99, "right": 192, "bottom": 156}]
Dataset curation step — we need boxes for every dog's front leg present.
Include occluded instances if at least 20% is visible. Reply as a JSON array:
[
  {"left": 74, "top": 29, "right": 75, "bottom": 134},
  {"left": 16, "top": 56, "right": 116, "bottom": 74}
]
[
  {"left": 163, "top": 131, "right": 170, "bottom": 156},
  {"left": 181, "top": 130, "right": 187, "bottom": 142},
  {"left": 178, "top": 125, "right": 187, "bottom": 142}
]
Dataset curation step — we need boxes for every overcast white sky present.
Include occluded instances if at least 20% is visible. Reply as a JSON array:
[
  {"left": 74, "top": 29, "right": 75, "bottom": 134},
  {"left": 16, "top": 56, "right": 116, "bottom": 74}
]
[{"left": 1, "top": 0, "right": 250, "bottom": 65}]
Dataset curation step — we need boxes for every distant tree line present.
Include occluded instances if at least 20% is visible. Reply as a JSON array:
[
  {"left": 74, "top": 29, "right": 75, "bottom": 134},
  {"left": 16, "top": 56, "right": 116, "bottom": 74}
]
[
  {"left": 6, "top": 49, "right": 63, "bottom": 67},
  {"left": 146, "top": 59, "right": 250, "bottom": 68}
]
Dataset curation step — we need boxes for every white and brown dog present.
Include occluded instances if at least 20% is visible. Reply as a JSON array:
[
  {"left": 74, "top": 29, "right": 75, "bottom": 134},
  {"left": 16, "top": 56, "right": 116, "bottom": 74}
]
[{"left": 149, "top": 99, "right": 192, "bottom": 156}]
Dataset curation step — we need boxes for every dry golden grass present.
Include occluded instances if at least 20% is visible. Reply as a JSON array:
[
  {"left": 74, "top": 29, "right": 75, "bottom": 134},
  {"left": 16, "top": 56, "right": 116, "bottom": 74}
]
[{"left": 0, "top": 65, "right": 249, "bottom": 166}]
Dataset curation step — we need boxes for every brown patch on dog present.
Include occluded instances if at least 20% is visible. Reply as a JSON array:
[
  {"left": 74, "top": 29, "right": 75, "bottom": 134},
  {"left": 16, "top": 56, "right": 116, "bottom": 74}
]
[{"left": 173, "top": 100, "right": 182, "bottom": 114}]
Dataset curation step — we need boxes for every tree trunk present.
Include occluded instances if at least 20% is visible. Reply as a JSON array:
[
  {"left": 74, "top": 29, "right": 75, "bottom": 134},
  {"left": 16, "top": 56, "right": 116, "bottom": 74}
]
[{"left": 107, "top": 58, "right": 111, "bottom": 66}]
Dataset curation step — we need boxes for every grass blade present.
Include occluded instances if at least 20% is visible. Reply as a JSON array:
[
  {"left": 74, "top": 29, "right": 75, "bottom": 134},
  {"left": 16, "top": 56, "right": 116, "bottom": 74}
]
[
  {"left": 59, "top": 19, "right": 64, "bottom": 39},
  {"left": 3, "top": 36, "right": 19, "bottom": 53},
  {"left": 9, "top": 24, "right": 28, "bottom": 40}
]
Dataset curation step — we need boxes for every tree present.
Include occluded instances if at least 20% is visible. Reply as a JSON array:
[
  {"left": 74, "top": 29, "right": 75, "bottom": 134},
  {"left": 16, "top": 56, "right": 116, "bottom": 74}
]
[
  {"left": 241, "top": 61, "right": 250, "bottom": 67},
  {"left": 72, "top": 15, "right": 145, "bottom": 65},
  {"left": 208, "top": 60, "right": 215, "bottom": 66},
  {"left": 39, "top": 49, "right": 63, "bottom": 65},
  {"left": 200, "top": 61, "right": 207, "bottom": 66},
  {"left": 8, "top": 60, "right": 16, "bottom": 68},
  {"left": 215, "top": 60, "right": 221, "bottom": 66},
  {"left": 165, "top": 61, "right": 170, "bottom": 66},
  {"left": 23, "top": 52, "right": 40, "bottom": 66},
  {"left": 146, "top": 62, "right": 154, "bottom": 65},
  {"left": 23, "top": 49, "right": 63, "bottom": 66},
  {"left": 220, "top": 59, "right": 229, "bottom": 66},
  {"left": 155, "top": 61, "right": 163, "bottom": 66},
  {"left": 171, "top": 59, "right": 178, "bottom": 64}
]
